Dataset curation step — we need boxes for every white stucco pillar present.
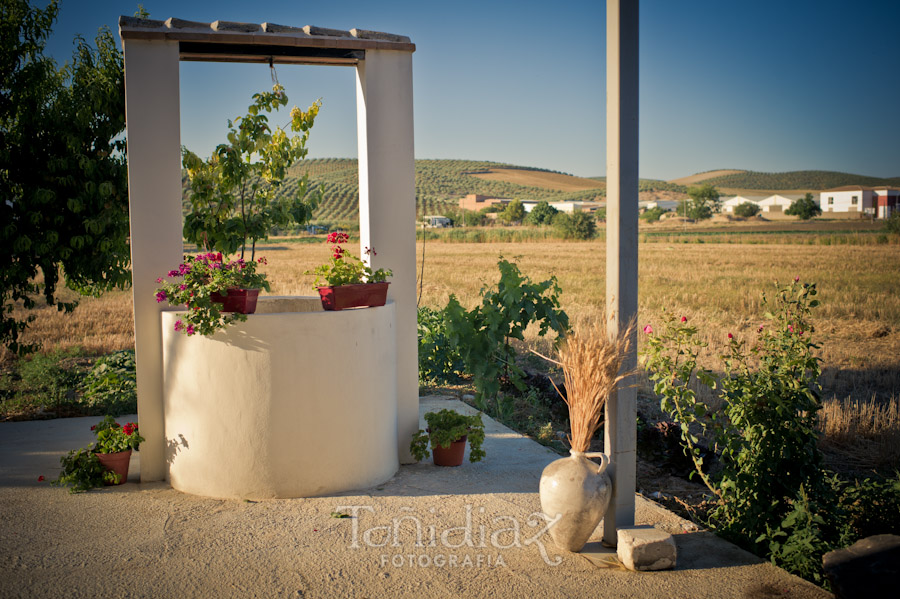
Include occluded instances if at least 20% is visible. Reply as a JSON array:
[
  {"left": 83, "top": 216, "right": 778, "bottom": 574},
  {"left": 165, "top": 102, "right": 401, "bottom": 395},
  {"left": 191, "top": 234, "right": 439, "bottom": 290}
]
[
  {"left": 603, "top": 0, "right": 639, "bottom": 544},
  {"left": 356, "top": 49, "right": 418, "bottom": 464},
  {"left": 122, "top": 39, "right": 183, "bottom": 481}
]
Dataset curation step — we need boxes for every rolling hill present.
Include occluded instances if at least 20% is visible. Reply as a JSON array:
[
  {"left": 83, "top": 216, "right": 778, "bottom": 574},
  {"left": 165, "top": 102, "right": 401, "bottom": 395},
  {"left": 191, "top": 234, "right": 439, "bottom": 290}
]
[
  {"left": 669, "top": 169, "right": 900, "bottom": 194},
  {"left": 669, "top": 169, "right": 745, "bottom": 186},
  {"left": 186, "top": 160, "right": 899, "bottom": 227},
  {"left": 275, "top": 159, "right": 626, "bottom": 222}
]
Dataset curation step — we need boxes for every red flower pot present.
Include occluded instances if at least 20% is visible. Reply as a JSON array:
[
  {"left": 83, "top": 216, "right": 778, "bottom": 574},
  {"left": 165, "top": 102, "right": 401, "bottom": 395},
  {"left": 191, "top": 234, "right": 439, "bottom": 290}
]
[
  {"left": 96, "top": 450, "right": 132, "bottom": 485},
  {"left": 317, "top": 282, "right": 389, "bottom": 311},
  {"left": 210, "top": 288, "right": 260, "bottom": 314},
  {"left": 432, "top": 436, "right": 467, "bottom": 467}
]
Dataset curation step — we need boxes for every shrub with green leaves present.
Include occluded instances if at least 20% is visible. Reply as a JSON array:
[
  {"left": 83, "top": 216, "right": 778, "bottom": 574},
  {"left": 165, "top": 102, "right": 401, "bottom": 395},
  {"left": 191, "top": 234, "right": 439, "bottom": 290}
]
[
  {"left": 785, "top": 193, "right": 822, "bottom": 220},
  {"left": 525, "top": 201, "right": 558, "bottom": 226},
  {"left": 884, "top": 211, "right": 900, "bottom": 236},
  {"left": 444, "top": 257, "right": 568, "bottom": 415},
  {"left": 643, "top": 278, "right": 823, "bottom": 551},
  {"left": 16, "top": 348, "right": 83, "bottom": 409},
  {"left": 52, "top": 447, "right": 110, "bottom": 493},
  {"left": 641, "top": 279, "right": 900, "bottom": 587},
  {"left": 81, "top": 350, "right": 137, "bottom": 415},
  {"left": 732, "top": 202, "right": 761, "bottom": 217},
  {"left": 552, "top": 211, "right": 596, "bottom": 240},
  {"left": 764, "top": 473, "right": 900, "bottom": 588},
  {"left": 417, "top": 306, "right": 465, "bottom": 384},
  {"left": 640, "top": 206, "right": 669, "bottom": 222}
]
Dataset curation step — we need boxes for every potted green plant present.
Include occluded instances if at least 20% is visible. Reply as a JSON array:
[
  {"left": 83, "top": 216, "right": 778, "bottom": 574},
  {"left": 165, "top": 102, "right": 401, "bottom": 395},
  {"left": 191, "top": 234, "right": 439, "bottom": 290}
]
[
  {"left": 155, "top": 252, "right": 271, "bottom": 336},
  {"left": 52, "top": 415, "right": 145, "bottom": 493},
  {"left": 410, "top": 409, "right": 486, "bottom": 466},
  {"left": 306, "top": 232, "right": 393, "bottom": 311}
]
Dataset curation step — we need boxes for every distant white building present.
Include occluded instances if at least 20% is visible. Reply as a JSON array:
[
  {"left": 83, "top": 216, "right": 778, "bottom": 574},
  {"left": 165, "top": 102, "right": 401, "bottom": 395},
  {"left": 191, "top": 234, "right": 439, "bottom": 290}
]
[
  {"left": 721, "top": 195, "right": 767, "bottom": 213},
  {"left": 521, "top": 200, "right": 604, "bottom": 214},
  {"left": 759, "top": 194, "right": 804, "bottom": 213},
  {"left": 820, "top": 186, "right": 899, "bottom": 218},
  {"left": 722, "top": 194, "right": 807, "bottom": 214},
  {"left": 639, "top": 200, "right": 679, "bottom": 212}
]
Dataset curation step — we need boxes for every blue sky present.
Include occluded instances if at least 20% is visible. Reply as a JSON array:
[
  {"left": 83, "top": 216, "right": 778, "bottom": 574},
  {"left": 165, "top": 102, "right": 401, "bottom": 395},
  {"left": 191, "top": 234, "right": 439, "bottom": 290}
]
[{"left": 44, "top": 0, "right": 900, "bottom": 180}]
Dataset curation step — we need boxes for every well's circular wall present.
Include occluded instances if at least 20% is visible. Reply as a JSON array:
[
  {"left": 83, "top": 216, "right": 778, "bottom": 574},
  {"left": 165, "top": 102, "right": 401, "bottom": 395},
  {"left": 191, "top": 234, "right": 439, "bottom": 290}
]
[{"left": 161, "top": 299, "right": 398, "bottom": 499}]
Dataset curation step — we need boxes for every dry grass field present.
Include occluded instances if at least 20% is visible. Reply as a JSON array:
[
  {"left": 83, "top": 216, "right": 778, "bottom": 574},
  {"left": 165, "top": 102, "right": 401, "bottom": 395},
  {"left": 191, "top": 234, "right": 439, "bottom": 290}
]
[
  {"left": 469, "top": 168, "right": 605, "bottom": 192},
  {"left": 4, "top": 239, "right": 898, "bottom": 467},
  {"left": 6, "top": 241, "right": 899, "bottom": 392}
]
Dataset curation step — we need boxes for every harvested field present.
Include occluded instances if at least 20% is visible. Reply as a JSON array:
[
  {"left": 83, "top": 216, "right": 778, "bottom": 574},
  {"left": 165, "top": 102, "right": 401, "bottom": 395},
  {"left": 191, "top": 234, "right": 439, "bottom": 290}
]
[
  {"left": 669, "top": 169, "right": 745, "bottom": 186},
  {"left": 6, "top": 241, "right": 896, "bottom": 402},
  {"left": 3, "top": 239, "right": 898, "bottom": 468}
]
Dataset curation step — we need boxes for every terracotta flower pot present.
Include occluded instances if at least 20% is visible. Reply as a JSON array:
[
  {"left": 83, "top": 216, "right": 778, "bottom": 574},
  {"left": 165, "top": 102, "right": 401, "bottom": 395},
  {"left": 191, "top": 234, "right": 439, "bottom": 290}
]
[
  {"left": 96, "top": 449, "right": 132, "bottom": 485},
  {"left": 317, "top": 282, "right": 389, "bottom": 311},
  {"left": 432, "top": 435, "right": 467, "bottom": 467},
  {"left": 210, "top": 288, "right": 260, "bottom": 314}
]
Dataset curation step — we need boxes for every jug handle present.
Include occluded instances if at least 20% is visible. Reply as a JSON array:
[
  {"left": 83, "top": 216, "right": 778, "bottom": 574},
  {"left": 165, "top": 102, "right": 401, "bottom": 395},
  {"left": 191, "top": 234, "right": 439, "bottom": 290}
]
[{"left": 583, "top": 451, "right": 609, "bottom": 475}]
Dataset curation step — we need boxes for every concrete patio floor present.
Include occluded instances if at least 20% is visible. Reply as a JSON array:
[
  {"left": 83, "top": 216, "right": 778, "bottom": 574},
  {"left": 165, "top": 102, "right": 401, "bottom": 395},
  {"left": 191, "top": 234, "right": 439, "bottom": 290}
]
[{"left": 0, "top": 396, "right": 830, "bottom": 598}]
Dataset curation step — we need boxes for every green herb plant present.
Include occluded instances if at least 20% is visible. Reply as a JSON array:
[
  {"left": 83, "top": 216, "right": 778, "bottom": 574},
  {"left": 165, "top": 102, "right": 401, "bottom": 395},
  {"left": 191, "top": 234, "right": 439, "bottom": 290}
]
[{"left": 410, "top": 409, "right": 485, "bottom": 463}]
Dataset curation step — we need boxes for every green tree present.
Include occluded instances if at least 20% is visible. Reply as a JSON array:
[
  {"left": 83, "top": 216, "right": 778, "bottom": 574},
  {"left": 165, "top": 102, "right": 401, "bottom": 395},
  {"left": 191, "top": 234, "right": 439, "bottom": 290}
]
[
  {"left": 553, "top": 211, "right": 596, "bottom": 240},
  {"left": 1, "top": 0, "right": 131, "bottom": 355},
  {"left": 684, "top": 184, "right": 720, "bottom": 220},
  {"left": 785, "top": 193, "right": 822, "bottom": 220},
  {"left": 182, "top": 86, "right": 323, "bottom": 260},
  {"left": 500, "top": 199, "right": 525, "bottom": 224},
  {"left": 525, "top": 200, "right": 558, "bottom": 226},
  {"left": 640, "top": 206, "right": 669, "bottom": 222},
  {"left": 733, "top": 202, "right": 761, "bottom": 217}
]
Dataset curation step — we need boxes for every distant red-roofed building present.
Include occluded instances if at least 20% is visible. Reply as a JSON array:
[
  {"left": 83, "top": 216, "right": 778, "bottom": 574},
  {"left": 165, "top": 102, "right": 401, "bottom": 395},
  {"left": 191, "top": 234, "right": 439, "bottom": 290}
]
[{"left": 458, "top": 193, "right": 511, "bottom": 211}]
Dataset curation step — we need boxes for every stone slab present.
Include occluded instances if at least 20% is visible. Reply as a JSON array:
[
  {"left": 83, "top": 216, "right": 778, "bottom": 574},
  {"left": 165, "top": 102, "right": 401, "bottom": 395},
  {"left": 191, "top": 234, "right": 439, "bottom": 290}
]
[
  {"left": 823, "top": 534, "right": 900, "bottom": 599},
  {"left": 617, "top": 525, "right": 677, "bottom": 571}
]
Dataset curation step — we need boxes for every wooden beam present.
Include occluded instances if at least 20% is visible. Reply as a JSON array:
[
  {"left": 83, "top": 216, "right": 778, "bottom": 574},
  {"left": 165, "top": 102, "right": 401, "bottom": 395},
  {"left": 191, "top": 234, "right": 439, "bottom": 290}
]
[{"left": 178, "top": 41, "right": 363, "bottom": 65}]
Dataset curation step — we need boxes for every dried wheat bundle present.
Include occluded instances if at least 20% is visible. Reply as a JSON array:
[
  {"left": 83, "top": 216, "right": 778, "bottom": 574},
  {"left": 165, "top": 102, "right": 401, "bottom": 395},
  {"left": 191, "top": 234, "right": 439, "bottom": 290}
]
[{"left": 537, "top": 321, "right": 634, "bottom": 453}]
